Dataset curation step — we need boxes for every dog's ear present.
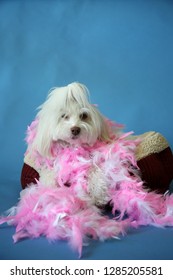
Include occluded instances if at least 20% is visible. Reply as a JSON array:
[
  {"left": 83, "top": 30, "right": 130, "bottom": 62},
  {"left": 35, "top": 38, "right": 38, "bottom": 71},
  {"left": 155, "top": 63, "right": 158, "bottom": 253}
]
[
  {"left": 90, "top": 105, "right": 112, "bottom": 143},
  {"left": 32, "top": 116, "right": 54, "bottom": 157},
  {"left": 100, "top": 119, "right": 111, "bottom": 142},
  {"left": 99, "top": 115, "right": 112, "bottom": 142},
  {"left": 31, "top": 88, "right": 63, "bottom": 157}
]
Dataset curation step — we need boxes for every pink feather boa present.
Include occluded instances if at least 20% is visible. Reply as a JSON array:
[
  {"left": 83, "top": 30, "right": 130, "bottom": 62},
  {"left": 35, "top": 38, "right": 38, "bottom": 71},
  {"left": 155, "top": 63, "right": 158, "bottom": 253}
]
[{"left": 1, "top": 119, "right": 173, "bottom": 257}]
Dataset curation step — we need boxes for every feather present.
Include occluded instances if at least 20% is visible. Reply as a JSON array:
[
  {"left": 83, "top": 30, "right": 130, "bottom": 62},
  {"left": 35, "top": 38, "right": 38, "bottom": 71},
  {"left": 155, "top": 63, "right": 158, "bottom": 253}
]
[{"left": 1, "top": 119, "right": 173, "bottom": 256}]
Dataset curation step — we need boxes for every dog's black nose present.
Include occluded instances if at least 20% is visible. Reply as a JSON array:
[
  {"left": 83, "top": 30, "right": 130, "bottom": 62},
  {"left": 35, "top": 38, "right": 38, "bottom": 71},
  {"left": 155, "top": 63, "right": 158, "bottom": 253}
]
[{"left": 71, "top": 126, "right": 81, "bottom": 136}]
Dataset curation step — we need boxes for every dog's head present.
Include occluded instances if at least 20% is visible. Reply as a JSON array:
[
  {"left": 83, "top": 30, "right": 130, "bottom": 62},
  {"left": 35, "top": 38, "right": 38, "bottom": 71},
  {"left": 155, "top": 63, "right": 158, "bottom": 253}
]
[{"left": 32, "top": 82, "right": 112, "bottom": 156}]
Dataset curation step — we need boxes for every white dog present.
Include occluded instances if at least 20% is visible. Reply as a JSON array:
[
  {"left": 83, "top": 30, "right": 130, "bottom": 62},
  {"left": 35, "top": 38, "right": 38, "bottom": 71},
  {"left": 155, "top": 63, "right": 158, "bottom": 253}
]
[{"left": 26, "top": 82, "right": 120, "bottom": 206}]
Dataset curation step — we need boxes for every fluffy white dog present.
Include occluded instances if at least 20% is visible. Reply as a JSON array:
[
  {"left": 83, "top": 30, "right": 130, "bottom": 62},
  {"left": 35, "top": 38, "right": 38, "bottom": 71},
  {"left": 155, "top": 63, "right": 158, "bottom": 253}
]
[
  {"left": 28, "top": 82, "right": 118, "bottom": 206},
  {"left": 23, "top": 82, "right": 169, "bottom": 208}
]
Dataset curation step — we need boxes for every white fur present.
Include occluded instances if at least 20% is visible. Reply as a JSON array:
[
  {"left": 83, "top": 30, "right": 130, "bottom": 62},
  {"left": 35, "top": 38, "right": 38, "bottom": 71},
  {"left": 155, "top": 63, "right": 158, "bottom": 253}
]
[
  {"left": 32, "top": 82, "right": 111, "bottom": 157},
  {"left": 30, "top": 82, "right": 117, "bottom": 206}
]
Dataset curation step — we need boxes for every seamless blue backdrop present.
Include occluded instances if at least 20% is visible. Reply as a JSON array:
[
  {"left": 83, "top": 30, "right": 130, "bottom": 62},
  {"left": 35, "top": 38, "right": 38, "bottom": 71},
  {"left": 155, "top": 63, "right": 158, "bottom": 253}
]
[{"left": 0, "top": 0, "right": 173, "bottom": 260}]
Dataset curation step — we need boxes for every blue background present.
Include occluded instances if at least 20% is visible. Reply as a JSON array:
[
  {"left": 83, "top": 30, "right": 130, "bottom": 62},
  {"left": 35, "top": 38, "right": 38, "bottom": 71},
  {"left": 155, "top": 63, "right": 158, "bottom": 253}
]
[{"left": 0, "top": 0, "right": 173, "bottom": 260}]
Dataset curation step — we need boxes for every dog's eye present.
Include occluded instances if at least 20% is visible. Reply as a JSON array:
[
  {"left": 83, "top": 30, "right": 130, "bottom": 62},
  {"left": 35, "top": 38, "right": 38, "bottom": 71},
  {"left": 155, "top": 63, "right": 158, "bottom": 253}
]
[
  {"left": 80, "top": 112, "right": 88, "bottom": 121},
  {"left": 61, "top": 114, "right": 69, "bottom": 120}
]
